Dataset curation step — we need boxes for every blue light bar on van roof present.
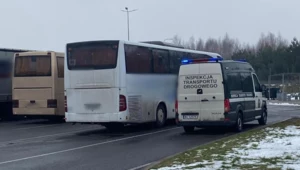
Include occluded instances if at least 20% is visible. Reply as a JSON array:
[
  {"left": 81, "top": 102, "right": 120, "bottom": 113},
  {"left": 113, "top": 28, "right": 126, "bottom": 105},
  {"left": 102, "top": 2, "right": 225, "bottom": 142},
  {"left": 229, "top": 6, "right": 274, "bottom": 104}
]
[
  {"left": 234, "top": 59, "right": 247, "bottom": 62},
  {"left": 181, "top": 58, "right": 223, "bottom": 64}
]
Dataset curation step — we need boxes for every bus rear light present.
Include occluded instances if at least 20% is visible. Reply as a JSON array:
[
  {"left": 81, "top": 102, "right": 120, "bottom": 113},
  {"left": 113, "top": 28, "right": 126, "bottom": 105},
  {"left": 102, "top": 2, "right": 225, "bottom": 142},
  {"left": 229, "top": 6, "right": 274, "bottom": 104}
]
[
  {"left": 12, "top": 100, "right": 19, "bottom": 108},
  {"left": 47, "top": 99, "right": 57, "bottom": 108},
  {"left": 64, "top": 96, "right": 68, "bottom": 112},
  {"left": 119, "top": 95, "right": 127, "bottom": 112},
  {"left": 224, "top": 99, "right": 230, "bottom": 113}
]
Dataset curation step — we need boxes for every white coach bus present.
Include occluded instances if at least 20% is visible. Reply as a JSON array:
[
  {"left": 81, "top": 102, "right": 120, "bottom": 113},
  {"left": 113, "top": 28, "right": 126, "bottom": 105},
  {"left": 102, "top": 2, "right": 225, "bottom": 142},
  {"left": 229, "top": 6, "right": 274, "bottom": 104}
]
[{"left": 64, "top": 40, "right": 222, "bottom": 130}]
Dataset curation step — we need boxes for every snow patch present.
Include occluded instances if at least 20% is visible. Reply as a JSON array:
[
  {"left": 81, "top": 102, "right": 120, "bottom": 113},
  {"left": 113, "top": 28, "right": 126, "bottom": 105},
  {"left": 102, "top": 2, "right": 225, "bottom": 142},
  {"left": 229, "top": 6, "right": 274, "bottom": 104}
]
[
  {"left": 156, "top": 125, "right": 300, "bottom": 170},
  {"left": 269, "top": 102, "right": 300, "bottom": 106}
]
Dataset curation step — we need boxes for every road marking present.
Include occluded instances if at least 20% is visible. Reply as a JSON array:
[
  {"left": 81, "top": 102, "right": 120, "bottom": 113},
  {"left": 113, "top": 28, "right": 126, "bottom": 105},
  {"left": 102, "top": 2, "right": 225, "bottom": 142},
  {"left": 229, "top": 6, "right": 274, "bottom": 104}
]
[
  {"left": 0, "top": 127, "right": 180, "bottom": 165},
  {"left": 8, "top": 124, "right": 61, "bottom": 131},
  {"left": 0, "top": 127, "right": 100, "bottom": 147}
]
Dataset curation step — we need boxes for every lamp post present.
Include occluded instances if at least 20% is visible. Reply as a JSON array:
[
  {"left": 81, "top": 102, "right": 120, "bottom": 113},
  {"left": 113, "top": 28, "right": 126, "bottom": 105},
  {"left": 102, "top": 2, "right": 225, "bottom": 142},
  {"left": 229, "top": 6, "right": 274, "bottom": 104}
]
[{"left": 121, "top": 7, "right": 138, "bottom": 41}]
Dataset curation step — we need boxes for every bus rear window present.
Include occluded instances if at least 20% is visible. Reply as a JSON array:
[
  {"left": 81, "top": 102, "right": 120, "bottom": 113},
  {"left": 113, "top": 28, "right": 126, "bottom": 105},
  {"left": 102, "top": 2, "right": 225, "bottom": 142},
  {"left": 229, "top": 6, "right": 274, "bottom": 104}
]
[
  {"left": 14, "top": 56, "right": 51, "bottom": 77},
  {"left": 0, "top": 61, "right": 12, "bottom": 77},
  {"left": 67, "top": 42, "right": 118, "bottom": 70}
]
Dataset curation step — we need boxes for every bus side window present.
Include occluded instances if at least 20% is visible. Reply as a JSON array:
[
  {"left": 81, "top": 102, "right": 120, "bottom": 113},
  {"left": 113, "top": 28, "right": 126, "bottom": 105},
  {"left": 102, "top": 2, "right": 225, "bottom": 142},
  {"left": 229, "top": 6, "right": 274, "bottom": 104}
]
[
  {"left": 169, "top": 51, "right": 181, "bottom": 74},
  {"left": 57, "top": 57, "right": 64, "bottom": 78},
  {"left": 125, "top": 44, "right": 152, "bottom": 74},
  {"left": 152, "top": 49, "right": 169, "bottom": 74}
]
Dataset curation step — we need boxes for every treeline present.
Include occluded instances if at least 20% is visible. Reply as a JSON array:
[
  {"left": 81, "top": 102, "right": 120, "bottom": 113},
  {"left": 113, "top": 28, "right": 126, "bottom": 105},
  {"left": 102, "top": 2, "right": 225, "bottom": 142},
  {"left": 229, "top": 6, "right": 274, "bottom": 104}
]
[{"left": 172, "top": 33, "right": 300, "bottom": 81}]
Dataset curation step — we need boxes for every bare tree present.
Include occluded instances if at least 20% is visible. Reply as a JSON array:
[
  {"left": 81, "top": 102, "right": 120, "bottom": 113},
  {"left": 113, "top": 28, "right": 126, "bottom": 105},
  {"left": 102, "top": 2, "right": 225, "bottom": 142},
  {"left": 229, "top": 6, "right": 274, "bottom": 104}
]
[
  {"left": 257, "top": 32, "right": 288, "bottom": 51},
  {"left": 196, "top": 38, "right": 204, "bottom": 51},
  {"left": 172, "top": 35, "right": 183, "bottom": 46},
  {"left": 204, "top": 38, "right": 220, "bottom": 53},
  {"left": 187, "top": 36, "right": 196, "bottom": 50}
]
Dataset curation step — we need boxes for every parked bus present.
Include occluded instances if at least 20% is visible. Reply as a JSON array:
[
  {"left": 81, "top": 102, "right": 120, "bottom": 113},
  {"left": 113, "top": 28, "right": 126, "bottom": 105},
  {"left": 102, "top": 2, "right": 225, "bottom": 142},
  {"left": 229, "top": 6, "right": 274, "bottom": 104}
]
[
  {"left": 64, "top": 40, "right": 222, "bottom": 129},
  {"left": 12, "top": 51, "right": 65, "bottom": 120},
  {"left": 0, "top": 48, "right": 32, "bottom": 119}
]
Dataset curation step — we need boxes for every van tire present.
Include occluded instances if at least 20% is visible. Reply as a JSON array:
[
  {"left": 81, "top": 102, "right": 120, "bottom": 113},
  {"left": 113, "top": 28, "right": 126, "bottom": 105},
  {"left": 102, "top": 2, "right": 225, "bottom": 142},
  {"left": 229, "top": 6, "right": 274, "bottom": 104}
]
[
  {"left": 235, "top": 112, "right": 243, "bottom": 132},
  {"left": 156, "top": 104, "right": 167, "bottom": 128},
  {"left": 258, "top": 108, "right": 267, "bottom": 125},
  {"left": 183, "top": 126, "right": 195, "bottom": 133}
]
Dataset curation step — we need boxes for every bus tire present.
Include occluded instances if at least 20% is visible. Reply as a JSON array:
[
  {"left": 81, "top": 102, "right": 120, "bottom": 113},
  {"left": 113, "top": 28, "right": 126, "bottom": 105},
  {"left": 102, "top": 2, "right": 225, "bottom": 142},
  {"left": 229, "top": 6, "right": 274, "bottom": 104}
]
[{"left": 156, "top": 104, "right": 167, "bottom": 128}]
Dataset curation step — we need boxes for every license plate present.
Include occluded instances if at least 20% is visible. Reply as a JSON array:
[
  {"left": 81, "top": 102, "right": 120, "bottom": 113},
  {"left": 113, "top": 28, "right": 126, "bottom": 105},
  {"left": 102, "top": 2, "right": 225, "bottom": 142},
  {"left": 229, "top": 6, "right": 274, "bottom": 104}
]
[{"left": 183, "top": 115, "right": 198, "bottom": 119}]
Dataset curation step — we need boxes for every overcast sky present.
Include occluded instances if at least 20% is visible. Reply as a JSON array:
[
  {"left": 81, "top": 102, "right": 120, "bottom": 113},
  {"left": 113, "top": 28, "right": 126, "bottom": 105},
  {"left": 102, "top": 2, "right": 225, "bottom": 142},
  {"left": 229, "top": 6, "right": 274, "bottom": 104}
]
[{"left": 0, "top": 0, "right": 299, "bottom": 52}]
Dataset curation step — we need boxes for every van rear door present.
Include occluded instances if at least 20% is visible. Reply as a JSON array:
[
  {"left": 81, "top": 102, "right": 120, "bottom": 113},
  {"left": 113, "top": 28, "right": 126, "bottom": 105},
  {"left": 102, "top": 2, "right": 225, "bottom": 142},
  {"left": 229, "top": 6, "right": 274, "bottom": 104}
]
[{"left": 178, "top": 63, "right": 225, "bottom": 121}]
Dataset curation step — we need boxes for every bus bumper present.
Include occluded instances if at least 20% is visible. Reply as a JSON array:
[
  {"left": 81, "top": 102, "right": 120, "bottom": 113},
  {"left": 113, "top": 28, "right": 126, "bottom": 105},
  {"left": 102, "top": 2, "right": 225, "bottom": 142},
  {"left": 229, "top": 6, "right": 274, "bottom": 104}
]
[
  {"left": 65, "top": 112, "right": 130, "bottom": 123},
  {"left": 13, "top": 108, "right": 56, "bottom": 115}
]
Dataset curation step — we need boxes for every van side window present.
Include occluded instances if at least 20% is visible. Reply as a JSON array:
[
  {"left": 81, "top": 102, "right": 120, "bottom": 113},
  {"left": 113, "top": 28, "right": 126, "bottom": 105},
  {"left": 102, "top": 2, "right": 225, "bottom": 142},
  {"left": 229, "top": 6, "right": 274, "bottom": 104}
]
[
  {"left": 241, "top": 73, "right": 254, "bottom": 92},
  {"left": 253, "top": 74, "right": 262, "bottom": 92},
  {"left": 152, "top": 49, "right": 169, "bottom": 74},
  {"left": 57, "top": 57, "right": 64, "bottom": 78},
  {"left": 227, "top": 73, "right": 242, "bottom": 94}
]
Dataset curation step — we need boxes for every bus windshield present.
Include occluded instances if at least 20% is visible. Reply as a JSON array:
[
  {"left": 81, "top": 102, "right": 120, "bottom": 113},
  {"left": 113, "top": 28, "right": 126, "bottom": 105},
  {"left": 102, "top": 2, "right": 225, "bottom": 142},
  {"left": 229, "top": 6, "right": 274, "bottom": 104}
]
[
  {"left": 67, "top": 41, "right": 118, "bottom": 70},
  {"left": 14, "top": 55, "right": 51, "bottom": 77}
]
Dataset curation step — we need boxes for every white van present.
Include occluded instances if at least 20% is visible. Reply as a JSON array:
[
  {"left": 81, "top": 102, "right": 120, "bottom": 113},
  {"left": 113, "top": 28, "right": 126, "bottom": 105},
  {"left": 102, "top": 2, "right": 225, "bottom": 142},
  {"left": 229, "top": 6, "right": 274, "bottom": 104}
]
[{"left": 176, "top": 58, "right": 267, "bottom": 133}]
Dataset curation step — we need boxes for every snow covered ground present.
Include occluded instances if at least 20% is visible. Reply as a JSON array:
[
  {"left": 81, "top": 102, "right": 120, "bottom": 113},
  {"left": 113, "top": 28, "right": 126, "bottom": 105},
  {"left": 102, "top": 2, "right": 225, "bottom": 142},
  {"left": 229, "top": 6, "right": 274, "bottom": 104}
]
[
  {"left": 153, "top": 123, "right": 300, "bottom": 170},
  {"left": 269, "top": 102, "right": 300, "bottom": 106}
]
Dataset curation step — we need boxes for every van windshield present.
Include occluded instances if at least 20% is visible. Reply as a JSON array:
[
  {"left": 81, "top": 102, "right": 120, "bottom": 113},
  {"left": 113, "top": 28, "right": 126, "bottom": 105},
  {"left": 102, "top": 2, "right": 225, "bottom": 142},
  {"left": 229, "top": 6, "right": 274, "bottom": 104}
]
[
  {"left": 14, "top": 55, "right": 51, "bottom": 77},
  {"left": 67, "top": 41, "right": 119, "bottom": 70}
]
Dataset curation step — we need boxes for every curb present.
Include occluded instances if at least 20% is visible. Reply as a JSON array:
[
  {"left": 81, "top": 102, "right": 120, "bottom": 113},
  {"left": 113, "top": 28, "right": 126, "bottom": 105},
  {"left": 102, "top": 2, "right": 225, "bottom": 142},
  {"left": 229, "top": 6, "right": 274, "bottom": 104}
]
[{"left": 143, "top": 117, "right": 293, "bottom": 170}]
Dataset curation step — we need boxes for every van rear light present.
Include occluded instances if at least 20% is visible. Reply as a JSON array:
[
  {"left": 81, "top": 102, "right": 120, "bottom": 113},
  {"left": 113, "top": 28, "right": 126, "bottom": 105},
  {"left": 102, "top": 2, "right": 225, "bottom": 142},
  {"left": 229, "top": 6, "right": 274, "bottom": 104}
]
[
  {"left": 175, "top": 100, "right": 178, "bottom": 113},
  {"left": 64, "top": 96, "right": 68, "bottom": 112},
  {"left": 119, "top": 95, "right": 127, "bottom": 112},
  {"left": 47, "top": 99, "right": 57, "bottom": 108},
  {"left": 224, "top": 99, "right": 230, "bottom": 112},
  {"left": 13, "top": 100, "right": 19, "bottom": 108}
]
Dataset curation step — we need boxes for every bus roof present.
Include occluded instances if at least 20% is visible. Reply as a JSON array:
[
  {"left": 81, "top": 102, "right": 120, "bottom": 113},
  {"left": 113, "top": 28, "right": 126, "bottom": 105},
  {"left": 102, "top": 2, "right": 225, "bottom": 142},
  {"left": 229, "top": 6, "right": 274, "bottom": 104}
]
[
  {"left": 66, "top": 40, "right": 223, "bottom": 58},
  {"left": 123, "top": 40, "right": 222, "bottom": 58},
  {"left": 16, "top": 51, "right": 64, "bottom": 57},
  {"left": 0, "top": 48, "right": 33, "bottom": 52}
]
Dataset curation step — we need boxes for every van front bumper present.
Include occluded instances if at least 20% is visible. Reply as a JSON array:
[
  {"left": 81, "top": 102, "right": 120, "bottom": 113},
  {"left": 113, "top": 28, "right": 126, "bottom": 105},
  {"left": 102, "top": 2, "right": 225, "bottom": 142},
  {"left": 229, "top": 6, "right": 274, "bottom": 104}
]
[{"left": 177, "top": 120, "right": 236, "bottom": 127}]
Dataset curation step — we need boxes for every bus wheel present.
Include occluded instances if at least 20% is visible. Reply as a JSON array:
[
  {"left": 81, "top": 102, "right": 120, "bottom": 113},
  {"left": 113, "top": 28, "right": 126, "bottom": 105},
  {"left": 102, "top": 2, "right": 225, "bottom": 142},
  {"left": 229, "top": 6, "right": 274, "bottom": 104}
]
[{"left": 156, "top": 104, "right": 166, "bottom": 128}]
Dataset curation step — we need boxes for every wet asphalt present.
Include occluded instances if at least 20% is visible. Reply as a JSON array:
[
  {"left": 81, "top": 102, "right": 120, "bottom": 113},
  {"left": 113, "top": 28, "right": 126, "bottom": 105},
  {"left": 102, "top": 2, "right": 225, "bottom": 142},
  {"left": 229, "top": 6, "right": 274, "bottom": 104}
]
[{"left": 0, "top": 104, "right": 299, "bottom": 170}]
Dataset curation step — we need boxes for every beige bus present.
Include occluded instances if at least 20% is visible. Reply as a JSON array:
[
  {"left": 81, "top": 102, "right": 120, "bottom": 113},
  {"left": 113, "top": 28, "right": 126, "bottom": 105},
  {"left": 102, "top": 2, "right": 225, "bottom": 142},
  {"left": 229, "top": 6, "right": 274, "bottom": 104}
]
[{"left": 12, "top": 51, "right": 65, "bottom": 120}]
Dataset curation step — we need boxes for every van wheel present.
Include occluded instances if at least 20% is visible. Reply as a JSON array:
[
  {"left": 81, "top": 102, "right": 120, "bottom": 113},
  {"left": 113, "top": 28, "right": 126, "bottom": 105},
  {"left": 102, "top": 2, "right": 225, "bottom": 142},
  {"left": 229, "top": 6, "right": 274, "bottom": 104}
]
[
  {"left": 156, "top": 104, "right": 167, "bottom": 128},
  {"left": 258, "top": 109, "right": 267, "bottom": 125},
  {"left": 235, "top": 112, "right": 243, "bottom": 132},
  {"left": 183, "top": 126, "right": 195, "bottom": 133}
]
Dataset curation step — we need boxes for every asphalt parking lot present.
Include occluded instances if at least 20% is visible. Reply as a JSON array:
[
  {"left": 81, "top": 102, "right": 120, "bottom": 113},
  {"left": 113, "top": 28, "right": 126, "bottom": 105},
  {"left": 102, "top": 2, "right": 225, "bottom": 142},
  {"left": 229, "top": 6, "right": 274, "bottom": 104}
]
[{"left": 0, "top": 104, "right": 299, "bottom": 170}]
